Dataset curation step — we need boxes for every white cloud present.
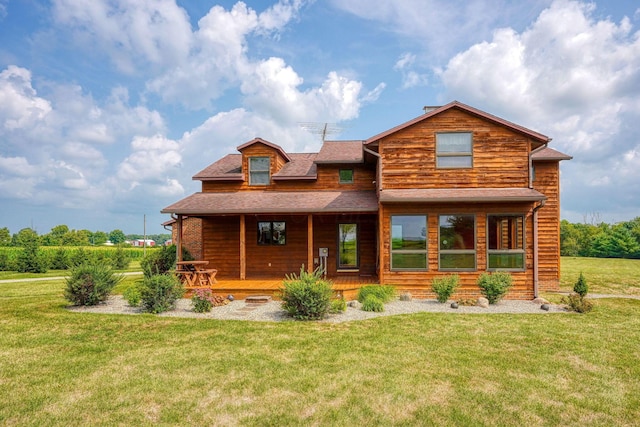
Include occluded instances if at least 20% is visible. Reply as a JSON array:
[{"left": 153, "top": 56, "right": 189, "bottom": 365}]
[
  {"left": 52, "top": 0, "right": 193, "bottom": 73},
  {"left": 393, "top": 53, "right": 429, "bottom": 89},
  {"left": 438, "top": 0, "right": 640, "bottom": 221},
  {"left": 0, "top": 66, "right": 52, "bottom": 131}
]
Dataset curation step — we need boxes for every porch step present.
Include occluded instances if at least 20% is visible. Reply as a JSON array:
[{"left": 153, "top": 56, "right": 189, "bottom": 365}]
[{"left": 245, "top": 295, "right": 273, "bottom": 304}]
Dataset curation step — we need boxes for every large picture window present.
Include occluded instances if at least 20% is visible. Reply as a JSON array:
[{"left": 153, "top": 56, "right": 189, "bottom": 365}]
[
  {"left": 338, "top": 224, "right": 358, "bottom": 269},
  {"left": 488, "top": 215, "right": 525, "bottom": 270},
  {"left": 436, "top": 132, "right": 473, "bottom": 168},
  {"left": 439, "top": 215, "right": 476, "bottom": 270},
  {"left": 249, "top": 157, "right": 270, "bottom": 185},
  {"left": 257, "top": 221, "right": 286, "bottom": 245},
  {"left": 391, "top": 215, "right": 427, "bottom": 270}
]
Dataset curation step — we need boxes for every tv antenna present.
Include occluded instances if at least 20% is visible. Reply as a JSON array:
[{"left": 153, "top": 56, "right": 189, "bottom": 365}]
[{"left": 299, "top": 122, "right": 346, "bottom": 141}]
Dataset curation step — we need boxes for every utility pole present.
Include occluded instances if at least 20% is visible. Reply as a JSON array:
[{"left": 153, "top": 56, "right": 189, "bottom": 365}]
[{"left": 143, "top": 214, "right": 147, "bottom": 257}]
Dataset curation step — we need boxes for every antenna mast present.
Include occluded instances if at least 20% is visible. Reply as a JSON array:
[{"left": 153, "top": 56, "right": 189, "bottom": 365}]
[{"left": 299, "top": 122, "right": 345, "bottom": 141}]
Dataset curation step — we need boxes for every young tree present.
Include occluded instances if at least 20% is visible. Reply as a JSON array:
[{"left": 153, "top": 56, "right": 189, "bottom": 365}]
[{"left": 0, "top": 227, "right": 11, "bottom": 246}]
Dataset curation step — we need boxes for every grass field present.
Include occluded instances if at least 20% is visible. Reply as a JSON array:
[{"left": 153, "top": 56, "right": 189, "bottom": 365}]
[
  {"left": 1, "top": 258, "right": 639, "bottom": 425},
  {"left": 560, "top": 257, "right": 640, "bottom": 295}
]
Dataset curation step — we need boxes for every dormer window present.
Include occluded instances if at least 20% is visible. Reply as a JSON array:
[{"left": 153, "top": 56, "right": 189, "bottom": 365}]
[
  {"left": 339, "top": 169, "right": 354, "bottom": 184},
  {"left": 436, "top": 132, "right": 473, "bottom": 168},
  {"left": 249, "top": 157, "right": 270, "bottom": 185}
]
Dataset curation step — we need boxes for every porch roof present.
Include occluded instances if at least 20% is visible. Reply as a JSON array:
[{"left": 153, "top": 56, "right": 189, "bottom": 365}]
[
  {"left": 379, "top": 188, "right": 546, "bottom": 203},
  {"left": 161, "top": 190, "right": 379, "bottom": 215}
]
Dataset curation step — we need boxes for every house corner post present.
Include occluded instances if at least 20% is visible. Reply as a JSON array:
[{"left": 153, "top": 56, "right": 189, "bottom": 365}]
[
  {"left": 176, "top": 215, "right": 183, "bottom": 262},
  {"left": 240, "top": 214, "right": 246, "bottom": 280},
  {"left": 307, "top": 214, "right": 314, "bottom": 274}
]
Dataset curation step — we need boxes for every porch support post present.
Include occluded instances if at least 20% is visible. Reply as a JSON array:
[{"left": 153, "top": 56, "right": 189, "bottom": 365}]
[
  {"left": 307, "top": 214, "right": 313, "bottom": 273},
  {"left": 176, "top": 215, "right": 183, "bottom": 262},
  {"left": 378, "top": 204, "right": 384, "bottom": 284},
  {"left": 240, "top": 214, "right": 246, "bottom": 280}
]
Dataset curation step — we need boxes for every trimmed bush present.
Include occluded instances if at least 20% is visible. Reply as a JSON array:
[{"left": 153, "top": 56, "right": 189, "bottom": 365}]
[
  {"left": 362, "top": 294, "right": 384, "bottom": 312},
  {"left": 280, "top": 266, "right": 333, "bottom": 320},
  {"left": 357, "top": 285, "right": 396, "bottom": 304},
  {"left": 574, "top": 272, "right": 588, "bottom": 297},
  {"left": 477, "top": 272, "right": 512, "bottom": 304},
  {"left": 65, "top": 263, "right": 122, "bottom": 306},
  {"left": 431, "top": 274, "right": 459, "bottom": 303},
  {"left": 562, "top": 293, "right": 594, "bottom": 313},
  {"left": 123, "top": 284, "right": 142, "bottom": 307},
  {"left": 329, "top": 298, "right": 347, "bottom": 314},
  {"left": 140, "top": 274, "right": 184, "bottom": 314}
]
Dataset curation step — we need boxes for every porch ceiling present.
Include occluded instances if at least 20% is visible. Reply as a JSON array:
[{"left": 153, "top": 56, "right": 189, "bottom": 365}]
[
  {"left": 379, "top": 188, "right": 546, "bottom": 203},
  {"left": 161, "top": 190, "right": 379, "bottom": 215}
]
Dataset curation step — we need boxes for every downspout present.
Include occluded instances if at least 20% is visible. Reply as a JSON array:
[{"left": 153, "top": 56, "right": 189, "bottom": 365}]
[
  {"left": 363, "top": 145, "right": 382, "bottom": 275},
  {"left": 532, "top": 200, "right": 546, "bottom": 298}
]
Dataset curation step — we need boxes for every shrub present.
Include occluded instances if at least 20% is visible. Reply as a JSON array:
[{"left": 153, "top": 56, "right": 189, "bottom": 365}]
[
  {"left": 65, "top": 263, "right": 122, "bottom": 306},
  {"left": 50, "top": 248, "right": 71, "bottom": 270},
  {"left": 574, "top": 272, "right": 588, "bottom": 297},
  {"left": 70, "top": 248, "right": 92, "bottom": 267},
  {"left": 140, "top": 274, "right": 184, "bottom": 314},
  {"left": 191, "top": 288, "right": 229, "bottom": 313},
  {"left": 562, "top": 293, "right": 594, "bottom": 313},
  {"left": 111, "top": 245, "right": 131, "bottom": 270},
  {"left": 123, "top": 284, "right": 142, "bottom": 307},
  {"left": 141, "top": 245, "right": 193, "bottom": 278},
  {"left": 357, "top": 285, "right": 396, "bottom": 304},
  {"left": 280, "top": 266, "right": 333, "bottom": 320},
  {"left": 477, "top": 272, "right": 512, "bottom": 304},
  {"left": 329, "top": 298, "right": 347, "bottom": 314},
  {"left": 362, "top": 294, "right": 384, "bottom": 312},
  {"left": 431, "top": 274, "right": 459, "bottom": 303},
  {"left": 16, "top": 241, "right": 48, "bottom": 273}
]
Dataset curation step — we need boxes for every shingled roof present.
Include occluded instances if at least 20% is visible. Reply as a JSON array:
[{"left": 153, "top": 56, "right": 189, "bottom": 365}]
[
  {"left": 379, "top": 188, "right": 546, "bottom": 203},
  {"left": 315, "top": 140, "right": 364, "bottom": 164},
  {"left": 531, "top": 147, "right": 572, "bottom": 161},
  {"left": 161, "top": 190, "right": 379, "bottom": 215}
]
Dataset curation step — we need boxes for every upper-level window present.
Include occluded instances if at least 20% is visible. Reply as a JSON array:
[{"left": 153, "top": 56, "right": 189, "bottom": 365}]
[
  {"left": 436, "top": 132, "right": 473, "bottom": 168},
  {"left": 249, "top": 157, "right": 270, "bottom": 185},
  {"left": 339, "top": 169, "right": 354, "bottom": 184},
  {"left": 488, "top": 215, "right": 525, "bottom": 270}
]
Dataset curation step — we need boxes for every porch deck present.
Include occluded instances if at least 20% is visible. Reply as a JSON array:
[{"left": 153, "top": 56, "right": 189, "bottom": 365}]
[{"left": 187, "top": 275, "right": 380, "bottom": 301}]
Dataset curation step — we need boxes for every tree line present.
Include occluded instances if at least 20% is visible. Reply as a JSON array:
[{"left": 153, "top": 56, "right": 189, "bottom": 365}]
[
  {"left": 561, "top": 217, "right": 640, "bottom": 259},
  {"left": 0, "top": 225, "right": 170, "bottom": 247}
]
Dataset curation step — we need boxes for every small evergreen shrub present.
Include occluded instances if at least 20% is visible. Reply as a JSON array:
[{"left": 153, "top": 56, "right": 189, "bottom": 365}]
[
  {"left": 477, "top": 272, "right": 512, "bottom": 304},
  {"left": 50, "top": 248, "right": 71, "bottom": 270},
  {"left": 562, "top": 293, "right": 594, "bottom": 313},
  {"left": 357, "top": 285, "right": 396, "bottom": 304},
  {"left": 70, "top": 248, "right": 92, "bottom": 267},
  {"left": 574, "top": 272, "right": 588, "bottom": 297},
  {"left": 140, "top": 274, "right": 184, "bottom": 314},
  {"left": 16, "top": 241, "right": 48, "bottom": 273},
  {"left": 361, "top": 294, "right": 384, "bottom": 312},
  {"left": 280, "top": 266, "right": 333, "bottom": 320},
  {"left": 329, "top": 298, "right": 347, "bottom": 314},
  {"left": 123, "top": 284, "right": 142, "bottom": 307},
  {"left": 65, "top": 263, "right": 122, "bottom": 306},
  {"left": 111, "top": 245, "right": 131, "bottom": 270},
  {"left": 431, "top": 274, "right": 459, "bottom": 303}
]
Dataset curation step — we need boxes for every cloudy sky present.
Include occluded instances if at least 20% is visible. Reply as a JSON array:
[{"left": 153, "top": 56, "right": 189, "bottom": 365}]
[{"left": 1, "top": 0, "right": 639, "bottom": 235}]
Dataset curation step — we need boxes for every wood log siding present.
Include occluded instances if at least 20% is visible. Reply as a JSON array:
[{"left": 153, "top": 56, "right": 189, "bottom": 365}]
[
  {"left": 201, "top": 214, "right": 377, "bottom": 279},
  {"left": 380, "top": 202, "right": 536, "bottom": 298},
  {"left": 377, "top": 109, "right": 531, "bottom": 189},
  {"left": 533, "top": 161, "right": 561, "bottom": 290}
]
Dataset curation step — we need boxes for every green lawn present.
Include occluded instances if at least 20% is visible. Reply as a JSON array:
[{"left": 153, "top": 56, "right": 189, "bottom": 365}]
[
  {"left": 560, "top": 257, "right": 640, "bottom": 295},
  {"left": 1, "top": 260, "right": 639, "bottom": 425}
]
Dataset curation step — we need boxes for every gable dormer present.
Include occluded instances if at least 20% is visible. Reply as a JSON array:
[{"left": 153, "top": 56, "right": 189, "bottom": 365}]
[{"left": 237, "top": 138, "right": 291, "bottom": 186}]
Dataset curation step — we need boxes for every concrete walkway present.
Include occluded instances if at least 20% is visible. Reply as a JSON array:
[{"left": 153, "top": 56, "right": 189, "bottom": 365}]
[{"left": 0, "top": 271, "right": 143, "bottom": 284}]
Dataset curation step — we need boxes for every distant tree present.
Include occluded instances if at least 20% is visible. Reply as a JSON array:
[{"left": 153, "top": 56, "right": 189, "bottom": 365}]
[
  {"left": 90, "top": 231, "right": 109, "bottom": 245},
  {"left": 61, "top": 229, "right": 91, "bottom": 246},
  {"left": 0, "top": 227, "right": 11, "bottom": 246},
  {"left": 109, "top": 229, "right": 126, "bottom": 244},
  {"left": 41, "top": 225, "right": 70, "bottom": 246},
  {"left": 12, "top": 228, "right": 40, "bottom": 247}
]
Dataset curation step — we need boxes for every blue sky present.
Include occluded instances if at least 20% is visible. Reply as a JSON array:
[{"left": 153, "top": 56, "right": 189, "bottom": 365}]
[{"left": 1, "top": 0, "right": 639, "bottom": 235}]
